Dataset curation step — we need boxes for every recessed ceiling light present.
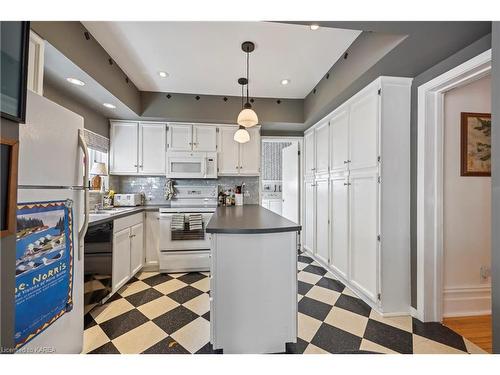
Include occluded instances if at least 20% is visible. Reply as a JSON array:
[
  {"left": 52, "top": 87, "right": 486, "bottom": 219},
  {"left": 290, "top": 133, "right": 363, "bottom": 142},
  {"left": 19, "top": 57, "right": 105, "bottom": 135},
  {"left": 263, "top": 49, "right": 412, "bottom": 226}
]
[
  {"left": 103, "top": 103, "right": 116, "bottom": 109},
  {"left": 310, "top": 24, "right": 320, "bottom": 31},
  {"left": 66, "top": 77, "right": 85, "bottom": 86},
  {"left": 281, "top": 79, "right": 290, "bottom": 86},
  {"left": 158, "top": 71, "right": 169, "bottom": 78}
]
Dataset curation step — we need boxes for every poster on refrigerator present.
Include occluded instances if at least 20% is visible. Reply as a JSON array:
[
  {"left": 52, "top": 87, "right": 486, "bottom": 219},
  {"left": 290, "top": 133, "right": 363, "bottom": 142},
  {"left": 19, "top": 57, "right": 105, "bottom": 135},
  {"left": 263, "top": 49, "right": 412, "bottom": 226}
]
[{"left": 14, "top": 200, "right": 74, "bottom": 349}]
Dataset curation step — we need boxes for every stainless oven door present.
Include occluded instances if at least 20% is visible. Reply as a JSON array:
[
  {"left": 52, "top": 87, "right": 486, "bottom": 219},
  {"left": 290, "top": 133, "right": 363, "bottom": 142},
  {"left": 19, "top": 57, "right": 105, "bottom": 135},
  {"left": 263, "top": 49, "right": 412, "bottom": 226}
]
[{"left": 159, "top": 212, "right": 213, "bottom": 251}]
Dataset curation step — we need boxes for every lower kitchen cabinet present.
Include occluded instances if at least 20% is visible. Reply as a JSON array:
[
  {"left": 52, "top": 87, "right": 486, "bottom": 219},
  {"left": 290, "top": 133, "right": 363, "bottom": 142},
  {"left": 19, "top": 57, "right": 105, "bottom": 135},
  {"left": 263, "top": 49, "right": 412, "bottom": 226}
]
[
  {"left": 315, "top": 178, "right": 329, "bottom": 265},
  {"left": 112, "top": 227, "right": 132, "bottom": 292},
  {"left": 144, "top": 211, "right": 160, "bottom": 270},
  {"left": 261, "top": 199, "right": 282, "bottom": 215},
  {"left": 330, "top": 176, "right": 349, "bottom": 280},
  {"left": 130, "top": 222, "right": 144, "bottom": 275},
  {"left": 112, "top": 213, "right": 144, "bottom": 292},
  {"left": 303, "top": 179, "right": 315, "bottom": 254}
]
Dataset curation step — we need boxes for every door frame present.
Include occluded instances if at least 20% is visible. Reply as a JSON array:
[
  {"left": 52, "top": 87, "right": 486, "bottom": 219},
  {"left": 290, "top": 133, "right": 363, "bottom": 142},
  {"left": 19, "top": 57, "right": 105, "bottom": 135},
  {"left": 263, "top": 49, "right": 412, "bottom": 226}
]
[
  {"left": 416, "top": 49, "right": 491, "bottom": 322},
  {"left": 260, "top": 136, "right": 304, "bottom": 225}
]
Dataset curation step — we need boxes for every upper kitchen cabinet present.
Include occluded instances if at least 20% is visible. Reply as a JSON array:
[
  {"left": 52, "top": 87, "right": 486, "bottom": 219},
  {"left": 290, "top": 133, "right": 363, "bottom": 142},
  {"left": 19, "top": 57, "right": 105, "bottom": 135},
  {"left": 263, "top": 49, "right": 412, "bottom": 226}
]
[
  {"left": 315, "top": 121, "right": 329, "bottom": 176},
  {"left": 304, "top": 128, "right": 315, "bottom": 178},
  {"left": 167, "top": 123, "right": 217, "bottom": 152},
  {"left": 110, "top": 121, "right": 139, "bottom": 174},
  {"left": 218, "top": 125, "right": 261, "bottom": 176},
  {"left": 110, "top": 120, "right": 166, "bottom": 175},
  {"left": 330, "top": 109, "right": 349, "bottom": 174},
  {"left": 193, "top": 125, "right": 217, "bottom": 151},
  {"left": 139, "top": 122, "right": 167, "bottom": 175},
  {"left": 239, "top": 127, "right": 260, "bottom": 175}
]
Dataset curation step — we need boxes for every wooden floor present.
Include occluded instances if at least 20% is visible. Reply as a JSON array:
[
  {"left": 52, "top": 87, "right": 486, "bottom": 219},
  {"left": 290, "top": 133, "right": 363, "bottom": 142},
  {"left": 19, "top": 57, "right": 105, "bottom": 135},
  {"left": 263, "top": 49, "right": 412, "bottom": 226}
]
[{"left": 443, "top": 315, "right": 492, "bottom": 353}]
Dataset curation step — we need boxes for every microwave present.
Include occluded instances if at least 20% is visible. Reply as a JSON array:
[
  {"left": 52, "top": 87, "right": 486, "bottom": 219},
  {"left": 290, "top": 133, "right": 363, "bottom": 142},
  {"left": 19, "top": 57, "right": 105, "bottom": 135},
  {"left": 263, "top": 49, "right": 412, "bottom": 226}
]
[{"left": 166, "top": 151, "right": 217, "bottom": 179}]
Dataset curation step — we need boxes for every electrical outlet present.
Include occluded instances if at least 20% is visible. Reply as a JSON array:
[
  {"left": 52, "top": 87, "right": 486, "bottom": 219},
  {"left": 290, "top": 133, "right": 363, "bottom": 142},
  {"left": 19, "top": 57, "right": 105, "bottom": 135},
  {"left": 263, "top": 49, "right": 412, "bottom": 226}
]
[{"left": 480, "top": 265, "right": 491, "bottom": 281}]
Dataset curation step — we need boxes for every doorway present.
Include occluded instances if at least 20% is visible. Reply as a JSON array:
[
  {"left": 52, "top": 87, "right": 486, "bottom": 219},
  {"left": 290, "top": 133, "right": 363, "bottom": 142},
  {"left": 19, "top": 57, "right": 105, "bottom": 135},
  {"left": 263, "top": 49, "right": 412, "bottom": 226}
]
[
  {"left": 440, "top": 75, "right": 492, "bottom": 353},
  {"left": 260, "top": 137, "right": 303, "bottom": 223},
  {"left": 416, "top": 50, "right": 491, "bottom": 323}
]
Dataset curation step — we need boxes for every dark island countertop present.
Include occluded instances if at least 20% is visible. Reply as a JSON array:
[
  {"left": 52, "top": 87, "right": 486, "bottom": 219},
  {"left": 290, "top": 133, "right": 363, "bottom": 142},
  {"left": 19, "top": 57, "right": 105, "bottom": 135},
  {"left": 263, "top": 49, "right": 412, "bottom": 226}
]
[{"left": 206, "top": 205, "right": 301, "bottom": 234}]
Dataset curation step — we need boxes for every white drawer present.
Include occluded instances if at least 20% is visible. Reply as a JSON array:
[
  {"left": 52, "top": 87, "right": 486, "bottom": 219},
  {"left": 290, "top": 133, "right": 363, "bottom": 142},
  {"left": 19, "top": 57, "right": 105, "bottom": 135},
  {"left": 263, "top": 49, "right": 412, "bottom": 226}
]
[
  {"left": 158, "top": 250, "right": 210, "bottom": 273},
  {"left": 114, "top": 212, "right": 143, "bottom": 233}
]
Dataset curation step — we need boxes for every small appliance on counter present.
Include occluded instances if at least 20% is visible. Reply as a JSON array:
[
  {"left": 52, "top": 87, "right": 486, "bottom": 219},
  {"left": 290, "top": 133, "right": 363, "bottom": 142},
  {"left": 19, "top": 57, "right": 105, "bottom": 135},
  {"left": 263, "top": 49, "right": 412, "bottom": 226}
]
[{"left": 114, "top": 193, "right": 142, "bottom": 207}]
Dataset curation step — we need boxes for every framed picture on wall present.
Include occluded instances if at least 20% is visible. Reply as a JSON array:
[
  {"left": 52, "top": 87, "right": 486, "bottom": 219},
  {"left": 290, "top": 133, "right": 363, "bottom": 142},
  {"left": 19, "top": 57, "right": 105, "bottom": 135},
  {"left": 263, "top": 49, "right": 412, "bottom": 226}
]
[
  {"left": 1, "top": 137, "right": 19, "bottom": 237},
  {"left": 0, "top": 21, "right": 30, "bottom": 123},
  {"left": 460, "top": 112, "right": 491, "bottom": 177}
]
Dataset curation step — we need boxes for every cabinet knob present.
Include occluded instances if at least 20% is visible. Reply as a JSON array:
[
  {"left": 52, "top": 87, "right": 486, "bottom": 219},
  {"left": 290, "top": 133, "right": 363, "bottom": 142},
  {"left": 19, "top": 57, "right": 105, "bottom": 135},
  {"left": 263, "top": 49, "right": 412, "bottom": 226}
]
[{"left": 134, "top": 164, "right": 138, "bottom": 167}]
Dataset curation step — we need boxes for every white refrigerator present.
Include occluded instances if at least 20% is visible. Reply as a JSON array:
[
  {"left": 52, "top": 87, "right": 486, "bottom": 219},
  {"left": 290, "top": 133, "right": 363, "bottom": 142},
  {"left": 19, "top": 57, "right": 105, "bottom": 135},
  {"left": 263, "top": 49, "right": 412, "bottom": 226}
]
[{"left": 16, "top": 91, "right": 89, "bottom": 353}]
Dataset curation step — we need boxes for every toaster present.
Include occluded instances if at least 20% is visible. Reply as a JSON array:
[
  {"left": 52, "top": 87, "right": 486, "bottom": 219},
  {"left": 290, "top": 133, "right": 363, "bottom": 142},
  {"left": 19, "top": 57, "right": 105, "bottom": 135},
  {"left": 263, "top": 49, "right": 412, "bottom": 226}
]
[{"left": 114, "top": 193, "right": 142, "bottom": 207}]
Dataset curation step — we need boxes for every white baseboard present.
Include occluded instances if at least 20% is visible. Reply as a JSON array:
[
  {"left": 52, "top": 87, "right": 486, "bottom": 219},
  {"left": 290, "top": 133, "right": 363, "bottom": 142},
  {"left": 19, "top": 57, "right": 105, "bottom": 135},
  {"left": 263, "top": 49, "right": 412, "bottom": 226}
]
[{"left": 443, "top": 285, "right": 491, "bottom": 317}]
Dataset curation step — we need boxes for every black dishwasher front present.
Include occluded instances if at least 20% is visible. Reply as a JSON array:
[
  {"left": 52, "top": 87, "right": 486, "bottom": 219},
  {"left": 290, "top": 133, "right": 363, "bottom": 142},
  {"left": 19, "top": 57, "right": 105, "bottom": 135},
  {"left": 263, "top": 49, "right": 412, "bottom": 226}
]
[{"left": 84, "top": 221, "right": 113, "bottom": 314}]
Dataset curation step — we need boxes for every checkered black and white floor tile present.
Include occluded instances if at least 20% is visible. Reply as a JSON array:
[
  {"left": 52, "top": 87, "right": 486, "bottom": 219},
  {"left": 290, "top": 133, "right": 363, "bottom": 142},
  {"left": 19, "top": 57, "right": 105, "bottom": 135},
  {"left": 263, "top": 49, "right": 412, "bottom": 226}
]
[{"left": 83, "top": 254, "right": 487, "bottom": 354}]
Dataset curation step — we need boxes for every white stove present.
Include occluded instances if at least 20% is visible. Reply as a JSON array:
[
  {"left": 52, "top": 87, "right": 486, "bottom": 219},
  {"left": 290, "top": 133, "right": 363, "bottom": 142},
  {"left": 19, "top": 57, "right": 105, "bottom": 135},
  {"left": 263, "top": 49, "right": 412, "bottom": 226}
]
[{"left": 158, "top": 186, "right": 217, "bottom": 273}]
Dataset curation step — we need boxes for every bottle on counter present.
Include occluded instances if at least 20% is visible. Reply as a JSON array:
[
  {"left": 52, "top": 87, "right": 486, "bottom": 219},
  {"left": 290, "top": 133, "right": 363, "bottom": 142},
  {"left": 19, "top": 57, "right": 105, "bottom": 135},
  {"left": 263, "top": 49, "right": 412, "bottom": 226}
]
[
  {"left": 225, "top": 189, "right": 232, "bottom": 206},
  {"left": 231, "top": 190, "right": 235, "bottom": 206}
]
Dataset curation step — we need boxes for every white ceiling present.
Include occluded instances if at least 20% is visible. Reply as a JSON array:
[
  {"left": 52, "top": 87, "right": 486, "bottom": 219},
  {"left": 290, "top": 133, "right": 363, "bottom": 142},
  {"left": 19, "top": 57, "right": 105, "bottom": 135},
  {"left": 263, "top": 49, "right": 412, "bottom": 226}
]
[{"left": 82, "top": 22, "right": 361, "bottom": 99}]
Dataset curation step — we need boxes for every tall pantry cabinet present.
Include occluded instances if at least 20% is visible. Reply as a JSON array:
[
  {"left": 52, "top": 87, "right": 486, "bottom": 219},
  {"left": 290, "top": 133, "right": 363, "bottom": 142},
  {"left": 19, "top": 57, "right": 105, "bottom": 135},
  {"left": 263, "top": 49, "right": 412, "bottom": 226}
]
[{"left": 302, "top": 76, "right": 412, "bottom": 315}]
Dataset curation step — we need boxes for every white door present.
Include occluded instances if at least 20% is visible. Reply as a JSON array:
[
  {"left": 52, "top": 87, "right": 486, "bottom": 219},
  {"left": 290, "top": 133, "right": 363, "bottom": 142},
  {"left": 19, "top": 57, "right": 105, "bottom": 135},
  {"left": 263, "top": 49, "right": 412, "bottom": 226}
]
[
  {"left": 168, "top": 123, "right": 193, "bottom": 151},
  {"left": 315, "top": 121, "right": 329, "bottom": 175},
  {"left": 330, "top": 176, "right": 349, "bottom": 279},
  {"left": 218, "top": 127, "right": 240, "bottom": 175},
  {"left": 112, "top": 227, "right": 132, "bottom": 292},
  {"left": 110, "top": 121, "right": 139, "bottom": 174},
  {"left": 239, "top": 127, "right": 260, "bottom": 175},
  {"left": 304, "top": 130, "right": 315, "bottom": 177},
  {"left": 315, "top": 178, "right": 329, "bottom": 264},
  {"left": 282, "top": 143, "right": 299, "bottom": 223},
  {"left": 269, "top": 200, "right": 282, "bottom": 215},
  {"left": 330, "top": 109, "right": 349, "bottom": 172},
  {"left": 349, "top": 88, "right": 379, "bottom": 171},
  {"left": 261, "top": 199, "right": 270, "bottom": 209},
  {"left": 139, "top": 123, "right": 166, "bottom": 175},
  {"left": 144, "top": 212, "right": 159, "bottom": 269},
  {"left": 349, "top": 171, "right": 379, "bottom": 302},
  {"left": 303, "top": 180, "right": 316, "bottom": 254},
  {"left": 130, "top": 222, "right": 144, "bottom": 276},
  {"left": 193, "top": 125, "right": 217, "bottom": 152}
]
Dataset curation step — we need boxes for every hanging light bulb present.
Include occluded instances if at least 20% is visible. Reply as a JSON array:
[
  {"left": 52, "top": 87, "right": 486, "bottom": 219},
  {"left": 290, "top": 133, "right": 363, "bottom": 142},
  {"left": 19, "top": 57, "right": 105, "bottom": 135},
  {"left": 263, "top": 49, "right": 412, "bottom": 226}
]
[
  {"left": 237, "top": 41, "right": 258, "bottom": 128},
  {"left": 234, "top": 125, "right": 250, "bottom": 143}
]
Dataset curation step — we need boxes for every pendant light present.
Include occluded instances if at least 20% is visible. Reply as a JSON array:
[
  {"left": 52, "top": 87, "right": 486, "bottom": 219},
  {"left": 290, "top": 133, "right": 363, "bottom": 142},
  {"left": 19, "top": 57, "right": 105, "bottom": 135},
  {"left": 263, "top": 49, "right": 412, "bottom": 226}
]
[
  {"left": 237, "top": 41, "right": 258, "bottom": 128},
  {"left": 234, "top": 79, "right": 250, "bottom": 143}
]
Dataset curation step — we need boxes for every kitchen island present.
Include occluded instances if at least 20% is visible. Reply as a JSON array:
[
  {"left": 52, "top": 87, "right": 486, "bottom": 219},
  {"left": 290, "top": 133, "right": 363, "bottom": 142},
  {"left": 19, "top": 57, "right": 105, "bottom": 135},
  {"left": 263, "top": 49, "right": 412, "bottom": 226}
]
[{"left": 206, "top": 205, "right": 301, "bottom": 354}]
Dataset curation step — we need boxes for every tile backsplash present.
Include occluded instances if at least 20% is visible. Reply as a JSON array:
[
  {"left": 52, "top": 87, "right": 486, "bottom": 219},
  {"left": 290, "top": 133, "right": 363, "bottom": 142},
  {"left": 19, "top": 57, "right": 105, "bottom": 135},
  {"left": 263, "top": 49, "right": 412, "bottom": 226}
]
[{"left": 109, "top": 175, "right": 260, "bottom": 205}]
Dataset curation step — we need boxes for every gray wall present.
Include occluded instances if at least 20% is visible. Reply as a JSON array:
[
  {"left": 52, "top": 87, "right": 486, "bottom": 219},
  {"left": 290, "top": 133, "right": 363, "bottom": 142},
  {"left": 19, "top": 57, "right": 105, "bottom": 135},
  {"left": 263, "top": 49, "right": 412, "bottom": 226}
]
[
  {"left": 44, "top": 80, "right": 110, "bottom": 138},
  {"left": 491, "top": 21, "right": 499, "bottom": 354},
  {"left": 141, "top": 92, "right": 304, "bottom": 135},
  {"left": 409, "top": 34, "right": 492, "bottom": 308},
  {"left": 0, "top": 117, "right": 18, "bottom": 351},
  {"left": 31, "top": 21, "right": 142, "bottom": 115}
]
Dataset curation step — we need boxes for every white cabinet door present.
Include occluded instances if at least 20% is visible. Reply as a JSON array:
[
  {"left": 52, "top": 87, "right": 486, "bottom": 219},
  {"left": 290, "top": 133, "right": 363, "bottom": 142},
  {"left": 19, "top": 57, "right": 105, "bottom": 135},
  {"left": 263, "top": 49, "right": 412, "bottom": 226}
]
[
  {"left": 139, "top": 123, "right": 166, "bottom": 175},
  {"left": 218, "top": 127, "right": 240, "bottom": 175},
  {"left": 130, "top": 222, "right": 144, "bottom": 276},
  {"left": 168, "top": 123, "right": 193, "bottom": 151},
  {"left": 315, "top": 179, "right": 329, "bottom": 264},
  {"left": 330, "top": 109, "right": 349, "bottom": 172},
  {"left": 193, "top": 125, "right": 217, "bottom": 152},
  {"left": 330, "top": 176, "right": 349, "bottom": 279},
  {"left": 269, "top": 200, "right": 282, "bottom": 216},
  {"left": 145, "top": 212, "right": 160, "bottom": 269},
  {"left": 315, "top": 121, "right": 329, "bottom": 175},
  {"left": 239, "top": 127, "right": 260, "bottom": 175},
  {"left": 112, "top": 227, "right": 132, "bottom": 292},
  {"left": 349, "top": 172, "right": 378, "bottom": 302},
  {"left": 261, "top": 199, "right": 270, "bottom": 209},
  {"left": 304, "top": 130, "right": 315, "bottom": 177},
  {"left": 349, "top": 88, "right": 379, "bottom": 171},
  {"left": 303, "top": 180, "right": 316, "bottom": 253},
  {"left": 110, "top": 122, "right": 139, "bottom": 174}
]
